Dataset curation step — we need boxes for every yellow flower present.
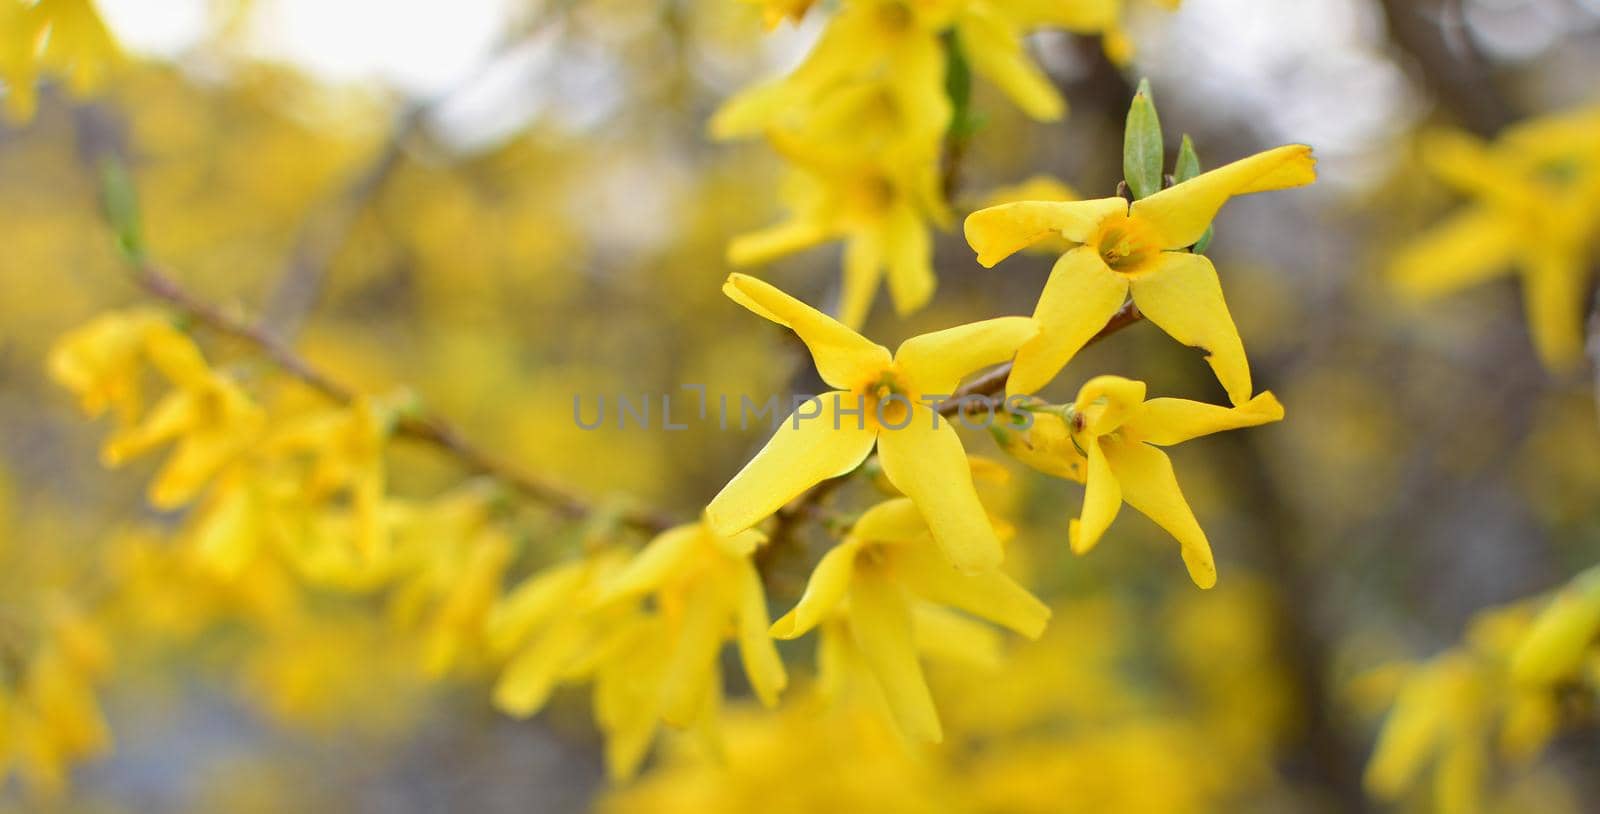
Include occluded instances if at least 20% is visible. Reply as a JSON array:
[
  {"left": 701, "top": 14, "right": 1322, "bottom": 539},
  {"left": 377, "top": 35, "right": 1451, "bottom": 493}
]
[
  {"left": 1000, "top": 375, "right": 1284, "bottom": 588},
  {"left": 487, "top": 547, "right": 633, "bottom": 718},
  {"left": 707, "top": 273, "right": 1037, "bottom": 574},
  {"left": 727, "top": 140, "right": 946, "bottom": 329},
  {"left": 33, "top": 0, "right": 116, "bottom": 94},
  {"left": 268, "top": 397, "right": 395, "bottom": 558},
  {"left": 966, "top": 143, "right": 1316, "bottom": 402},
  {"left": 98, "top": 327, "right": 266, "bottom": 509},
  {"left": 1389, "top": 108, "right": 1600, "bottom": 369},
  {"left": 46, "top": 309, "right": 167, "bottom": 426},
  {"left": 586, "top": 519, "right": 788, "bottom": 778},
  {"left": 771, "top": 497, "right": 1049, "bottom": 741},
  {"left": 0, "top": 0, "right": 117, "bottom": 121}
]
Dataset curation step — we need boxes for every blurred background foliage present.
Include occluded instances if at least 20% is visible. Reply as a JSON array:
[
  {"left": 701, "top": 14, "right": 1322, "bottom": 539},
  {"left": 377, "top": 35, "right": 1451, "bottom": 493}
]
[{"left": 1, "top": 0, "right": 1599, "bottom": 811}]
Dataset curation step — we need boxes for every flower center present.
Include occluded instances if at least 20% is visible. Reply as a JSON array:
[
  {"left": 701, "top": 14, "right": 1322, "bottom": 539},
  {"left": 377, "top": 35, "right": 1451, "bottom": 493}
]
[
  {"left": 860, "top": 368, "right": 917, "bottom": 428},
  {"left": 1094, "top": 214, "right": 1158, "bottom": 274}
]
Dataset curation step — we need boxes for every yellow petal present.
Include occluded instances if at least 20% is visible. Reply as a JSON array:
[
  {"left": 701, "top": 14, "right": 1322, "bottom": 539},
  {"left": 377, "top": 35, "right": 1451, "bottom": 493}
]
[
  {"left": 1007, "top": 247, "right": 1128, "bottom": 396},
  {"left": 1520, "top": 251, "right": 1587, "bottom": 369},
  {"left": 705, "top": 391, "right": 878, "bottom": 536},
  {"left": 1129, "top": 251, "right": 1253, "bottom": 405},
  {"left": 660, "top": 588, "right": 727, "bottom": 727},
  {"left": 1069, "top": 438, "right": 1121, "bottom": 555},
  {"left": 839, "top": 228, "right": 884, "bottom": 329},
  {"left": 1128, "top": 391, "right": 1284, "bottom": 447},
  {"left": 493, "top": 617, "right": 585, "bottom": 717},
  {"left": 957, "top": 7, "right": 1064, "bottom": 121},
  {"left": 1510, "top": 568, "right": 1600, "bottom": 686},
  {"left": 850, "top": 497, "right": 929, "bottom": 543},
  {"left": 727, "top": 217, "right": 834, "bottom": 267},
  {"left": 771, "top": 539, "right": 862, "bottom": 638},
  {"left": 723, "top": 273, "right": 891, "bottom": 389},
  {"left": 896, "top": 316, "right": 1038, "bottom": 396},
  {"left": 1071, "top": 374, "right": 1147, "bottom": 436},
  {"left": 1364, "top": 662, "right": 1450, "bottom": 799},
  {"left": 1103, "top": 438, "right": 1216, "bottom": 588},
  {"left": 595, "top": 524, "right": 703, "bottom": 604},
  {"left": 911, "top": 603, "right": 1004, "bottom": 670},
  {"left": 884, "top": 201, "right": 935, "bottom": 318},
  {"left": 485, "top": 560, "right": 588, "bottom": 653},
  {"left": 732, "top": 558, "right": 788, "bottom": 706},
  {"left": 848, "top": 567, "right": 943, "bottom": 743},
  {"left": 1420, "top": 129, "right": 1541, "bottom": 212},
  {"left": 964, "top": 198, "right": 1127, "bottom": 268},
  {"left": 876, "top": 405, "right": 1002, "bottom": 574},
  {"left": 893, "top": 540, "right": 1051, "bottom": 638},
  {"left": 1388, "top": 206, "right": 1517, "bottom": 300},
  {"left": 1131, "top": 144, "right": 1316, "bottom": 249}
]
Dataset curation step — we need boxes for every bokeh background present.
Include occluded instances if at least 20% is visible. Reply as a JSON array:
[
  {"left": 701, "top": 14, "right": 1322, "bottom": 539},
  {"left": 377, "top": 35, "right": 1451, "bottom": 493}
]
[{"left": 2, "top": 0, "right": 1599, "bottom": 811}]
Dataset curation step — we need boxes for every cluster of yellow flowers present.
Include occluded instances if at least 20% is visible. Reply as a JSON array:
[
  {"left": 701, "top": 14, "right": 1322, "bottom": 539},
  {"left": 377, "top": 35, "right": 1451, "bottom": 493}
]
[
  {"left": 717, "top": 0, "right": 1178, "bottom": 327},
  {"left": 602, "top": 583, "right": 1295, "bottom": 813},
  {"left": 1362, "top": 566, "right": 1600, "bottom": 812},
  {"left": 0, "top": 0, "right": 116, "bottom": 121}
]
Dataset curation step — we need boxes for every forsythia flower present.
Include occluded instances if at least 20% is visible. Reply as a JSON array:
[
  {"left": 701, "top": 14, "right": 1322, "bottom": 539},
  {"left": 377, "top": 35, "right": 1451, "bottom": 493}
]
[
  {"left": 707, "top": 273, "right": 1037, "bottom": 574},
  {"left": 995, "top": 375, "right": 1284, "bottom": 588},
  {"left": 1389, "top": 107, "right": 1600, "bottom": 369},
  {"left": 46, "top": 309, "right": 168, "bottom": 426},
  {"left": 1361, "top": 607, "right": 1564, "bottom": 813},
  {"left": 725, "top": 133, "right": 947, "bottom": 329},
  {"left": 267, "top": 397, "right": 395, "bottom": 559},
  {"left": 966, "top": 144, "right": 1316, "bottom": 402},
  {"left": 487, "top": 547, "right": 633, "bottom": 718},
  {"left": 588, "top": 519, "right": 788, "bottom": 778},
  {"left": 771, "top": 497, "right": 1049, "bottom": 741},
  {"left": 0, "top": 0, "right": 117, "bottom": 121},
  {"left": 96, "top": 325, "right": 265, "bottom": 509},
  {"left": 717, "top": 0, "right": 1176, "bottom": 326}
]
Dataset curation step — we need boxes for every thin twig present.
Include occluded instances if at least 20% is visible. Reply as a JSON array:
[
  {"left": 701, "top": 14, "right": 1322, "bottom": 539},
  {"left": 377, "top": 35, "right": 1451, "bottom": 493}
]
[
  {"left": 937, "top": 299, "right": 1143, "bottom": 415},
  {"left": 133, "top": 260, "right": 676, "bottom": 535},
  {"left": 260, "top": 107, "right": 421, "bottom": 337}
]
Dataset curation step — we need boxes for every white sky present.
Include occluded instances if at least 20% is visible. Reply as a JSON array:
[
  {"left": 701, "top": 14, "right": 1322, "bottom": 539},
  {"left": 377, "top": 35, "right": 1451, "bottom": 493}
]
[{"left": 97, "top": 0, "right": 515, "bottom": 97}]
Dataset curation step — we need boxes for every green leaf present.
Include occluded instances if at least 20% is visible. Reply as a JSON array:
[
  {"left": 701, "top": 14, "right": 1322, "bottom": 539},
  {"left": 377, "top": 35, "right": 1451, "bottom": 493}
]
[
  {"left": 1122, "top": 78, "right": 1164, "bottom": 200},
  {"left": 1193, "top": 225, "right": 1214, "bottom": 254},
  {"left": 99, "top": 159, "right": 145, "bottom": 263},
  {"left": 1174, "top": 134, "right": 1201, "bottom": 183}
]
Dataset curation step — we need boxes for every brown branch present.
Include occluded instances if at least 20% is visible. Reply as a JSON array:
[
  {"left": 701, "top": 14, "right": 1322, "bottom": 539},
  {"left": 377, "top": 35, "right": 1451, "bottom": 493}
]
[
  {"left": 1377, "top": 0, "right": 1512, "bottom": 136},
  {"left": 132, "top": 261, "right": 676, "bottom": 535}
]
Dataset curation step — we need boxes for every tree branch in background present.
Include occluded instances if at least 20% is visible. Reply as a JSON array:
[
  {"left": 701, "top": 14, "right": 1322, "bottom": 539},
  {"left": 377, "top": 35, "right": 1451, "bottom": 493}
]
[
  {"left": 259, "top": 106, "right": 420, "bottom": 337},
  {"left": 1377, "top": 0, "right": 1512, "bottom": 136},
  {"left": 133, "top": 260, "right": 676, "bottom": 534}
]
